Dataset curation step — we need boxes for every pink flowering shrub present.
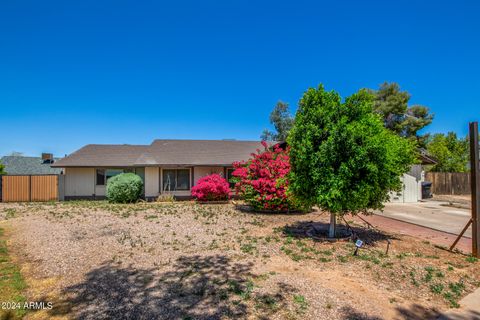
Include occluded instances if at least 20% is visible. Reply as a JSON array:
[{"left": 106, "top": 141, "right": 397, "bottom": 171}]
[
  {"left": 232, "top": 141, "right": 302, "bottom": 211},
  {"left": 191, "top": 174, "right": 230, "bottom": 201}
]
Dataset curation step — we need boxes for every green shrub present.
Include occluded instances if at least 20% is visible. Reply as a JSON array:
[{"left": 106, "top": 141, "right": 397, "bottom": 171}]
[{"left": 106, "top": 173, "right": 143, "bottom": 203}]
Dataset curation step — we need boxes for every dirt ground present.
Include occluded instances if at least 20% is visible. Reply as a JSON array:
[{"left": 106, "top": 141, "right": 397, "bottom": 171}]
[
  {"left": 0, "top": 201, "right": 479, "bottom": 320},
  {"left": 431, "top": 195, "right": 472, "bottom": 209}
]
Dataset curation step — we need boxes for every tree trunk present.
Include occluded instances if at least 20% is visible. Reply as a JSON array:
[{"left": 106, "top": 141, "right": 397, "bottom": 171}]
[{"left": 329, "top": 213, "right": 336, "bottom": 238}]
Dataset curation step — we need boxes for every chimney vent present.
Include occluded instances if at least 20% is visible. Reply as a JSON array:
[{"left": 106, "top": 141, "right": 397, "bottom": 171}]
[{"left": 42, "top": 153, "right": 54, "bottom": 164}]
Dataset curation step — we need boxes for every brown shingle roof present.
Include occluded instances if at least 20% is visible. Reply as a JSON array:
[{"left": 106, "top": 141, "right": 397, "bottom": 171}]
[
  {"left": 52, "top": 140, "right": 271, "bottom": 167},
  {"left": 52, "top": 144, "right": 149, "bottom": 167}
]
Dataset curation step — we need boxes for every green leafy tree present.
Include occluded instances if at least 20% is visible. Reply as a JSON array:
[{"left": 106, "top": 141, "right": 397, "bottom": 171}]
[
  {"left": 288, "top": 85, "right": 415, "bottom": 237},
  {"left": 261, "top": 101, "right": 294, "bottom": 141},
  {"left": 370, "top": 82, "right": 433, "bottom": 147},
  {"left": 0, "top": 164, "right": 5, "bottom": 175},
  {"left": 426, "top": 132, "right": 469, "bottom": 172}
]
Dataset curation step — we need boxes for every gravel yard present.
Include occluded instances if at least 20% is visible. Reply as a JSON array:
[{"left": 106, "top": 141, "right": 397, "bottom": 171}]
[{"left": 1, "top": 201, "right": 479, "bottom": 320}]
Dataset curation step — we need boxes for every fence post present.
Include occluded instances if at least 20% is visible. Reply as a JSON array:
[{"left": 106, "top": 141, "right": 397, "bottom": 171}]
[
  {"left": 469, "top": 122, "right": 480, "bottom": 258},
  {"left": 58, "top": 175, "right": 65, "bottom": 201},
  {"left": 29, "top": 175, "right": 32, "bottom": 202}
]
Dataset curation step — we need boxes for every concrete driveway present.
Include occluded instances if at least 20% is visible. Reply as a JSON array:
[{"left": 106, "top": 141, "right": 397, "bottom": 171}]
[{"left": 376, "top": 201, "right": 472, "bottom": 238}]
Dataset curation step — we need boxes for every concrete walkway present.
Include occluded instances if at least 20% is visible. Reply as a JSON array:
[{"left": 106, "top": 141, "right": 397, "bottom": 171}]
[{"left": 377, "top": 201, "right": 472, "bottom": 238}]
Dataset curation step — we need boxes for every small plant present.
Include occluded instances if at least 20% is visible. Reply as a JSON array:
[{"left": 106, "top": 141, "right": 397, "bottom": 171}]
[
  {"left": 410, "top": 270, "right": 419, "bottom": 287},
  {"left": 255, "top": 294, "right": 278, "bottom": 311},
  {"left": 106, "top": 173, "right": 143, "bottom": 203},
  {"left": 466, "top": 256, "right": 478, "bottom": 263},
  {"left": 430, "top": 283, "right": 444, "bottom": 294},
  {"left": 4, "top": 208, "right": 16, "bottom": 219},
  {"left": 240, "top": 243, "right": 256, "bottom": 254},
  {"left": 157, "top": 193, "right": 175, "bottom": 202},
  {"left": 228, "top": 279, "right": 254, "bottom": 300},
  {"left": 396, "top": 252, "right": 408, "bottom": 260},
  {"left": 448, "top": 281, "right": 465, "bottom": 296},
  {"left": 293, "top": 294, "right": 309, "bottom": 313},
  {"left": 444, "top": 294, "right": 460, "bottom": 308},
  {"left": 191, "top": 174, "right": 230, "bottom": 202},
  {"left": 423, "top": 266, "right": 435, "bottom": 282},
  {"left": 440, "top": 280, "right": 465, "bottom": 308}
]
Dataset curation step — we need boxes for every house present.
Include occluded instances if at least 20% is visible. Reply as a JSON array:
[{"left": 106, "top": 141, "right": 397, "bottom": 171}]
[
  {"left": 389, "top": 150, "right": 437, "bottom": 203},
  {"left": 51, "top": 140, "right": 271, "bottom": 200},
  {"left": 0, "top": 153, "right": 63, "bottom": 175}
]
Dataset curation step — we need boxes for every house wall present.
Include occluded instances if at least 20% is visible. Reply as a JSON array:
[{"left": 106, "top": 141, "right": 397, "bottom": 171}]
[
  {"left": 63, "top": 165, "right": 230, "bottom": 200},
  {"left": 389, "top": 173, "right": 421, "bottom": 203},
  {"left": 389, "top": 164, "right": 427, "bottom": 203},
  {"left": 95, "top": 185, "right": 106, "bottom": 196},
  {"left": 64, "top": 167, "right": 145, "bottom": 199},
  {"left": 145, "top": 167, "right": 160, "bottom": 198},
  {"left": 65, "top": 168, "right": 95, "bottom": 198},
  {"left": 193, "top": 166, "right": 224, "bottom": 184}
]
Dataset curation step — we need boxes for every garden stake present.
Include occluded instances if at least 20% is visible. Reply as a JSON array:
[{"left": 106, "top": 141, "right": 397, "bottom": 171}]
[
  {"left": 356, "top": 214, "right": 391, "bottom": 255},
  {"left": 353, "top": 239, "right": 363, "bottom": 256}
]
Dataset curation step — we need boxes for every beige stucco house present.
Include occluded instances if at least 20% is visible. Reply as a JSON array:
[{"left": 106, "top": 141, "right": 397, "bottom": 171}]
[{"left": 52, "top": 139, "right": 271, "bottom": 200}]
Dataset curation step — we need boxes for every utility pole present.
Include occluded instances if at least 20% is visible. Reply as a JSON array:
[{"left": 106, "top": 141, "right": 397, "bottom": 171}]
[{"left": 470, "top": 122, "right": 480, "bottom": 258}]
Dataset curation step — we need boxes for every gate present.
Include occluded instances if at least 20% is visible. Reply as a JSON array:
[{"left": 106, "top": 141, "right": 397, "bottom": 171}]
[{"left": 1, "top": 175, "right": 58, "bottom": 202}]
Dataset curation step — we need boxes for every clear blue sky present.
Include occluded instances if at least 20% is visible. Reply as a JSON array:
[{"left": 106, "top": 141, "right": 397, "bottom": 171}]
[{"left": 1, "top": 0, "right": 479, "bottom": 157}]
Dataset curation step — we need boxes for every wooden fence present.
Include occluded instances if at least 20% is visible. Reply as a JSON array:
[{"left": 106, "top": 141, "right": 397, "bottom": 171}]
[
  {"left": 425, "top": 172, "right": 471, "bottom": 195},
  {"left": 1, "top": 175, "right": 58, "bottom": 202}
]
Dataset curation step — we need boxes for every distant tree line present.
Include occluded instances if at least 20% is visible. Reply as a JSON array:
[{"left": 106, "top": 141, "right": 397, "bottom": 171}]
[{"left": 261, "top": 82, "right": 469, "bottom": 172}]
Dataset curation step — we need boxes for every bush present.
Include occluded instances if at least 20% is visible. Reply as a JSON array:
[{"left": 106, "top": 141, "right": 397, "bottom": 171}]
[
  {"left": 232, "top": 141, "right": 303, "bottom": 212},
  {"left": 191, "top": 174, "right": 230, "bottom": 201},
  {"left": 106, "top": 173, "right": 143, "bottom": 203}
]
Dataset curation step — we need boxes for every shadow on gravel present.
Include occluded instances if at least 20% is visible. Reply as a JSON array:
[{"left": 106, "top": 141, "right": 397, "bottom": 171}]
[
  {"left": 282, "top": 220, "right": 398, "bottom": 245},
  {"left": 396, "top": 303, "right": 480, "bottom": 320},
  {"left": 340, "top": 306, "right": 384, "bottom": 320},
  {"left": 45, "top": 255, "right": 294, "bottom": 320}
]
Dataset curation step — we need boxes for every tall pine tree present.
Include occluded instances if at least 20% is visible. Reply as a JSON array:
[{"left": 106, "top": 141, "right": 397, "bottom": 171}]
[{"left": 370, "top": 82, "right": 433, "bottom": 147}]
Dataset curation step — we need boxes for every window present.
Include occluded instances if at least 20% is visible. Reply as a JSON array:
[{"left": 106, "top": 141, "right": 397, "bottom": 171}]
[
  {"left": 162, "top": 169, "right": 190, "bottom": 191},
  {"left": 226, "top": 168, "right": 235, "bottom": 189},
  {"left": 96, "top": 169, "right": 105, "bottom": 186},
  {"left": 106, "top": 169, "right": 124, "bottom": 182},
  {"left": 96, "top": 168, "right": 145, "bottom": 186}
]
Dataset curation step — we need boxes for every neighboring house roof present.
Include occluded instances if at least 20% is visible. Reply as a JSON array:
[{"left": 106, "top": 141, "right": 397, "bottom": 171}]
[
  {"left": 52, "top": 140, "right": 274, "bottom": 168},
  {"left": 0, "top": 156, "right": 63, "bottom": 175},
  {"left": 418, "top": 148, "right": 437, "bottom": 165}
]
